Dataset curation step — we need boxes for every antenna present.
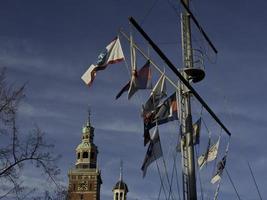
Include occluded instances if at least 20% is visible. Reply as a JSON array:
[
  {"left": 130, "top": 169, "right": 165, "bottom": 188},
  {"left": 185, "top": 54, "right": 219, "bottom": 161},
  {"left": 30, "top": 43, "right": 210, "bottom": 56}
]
[{"left": 120, "top": 160, "right": 123, "bottom": 181}]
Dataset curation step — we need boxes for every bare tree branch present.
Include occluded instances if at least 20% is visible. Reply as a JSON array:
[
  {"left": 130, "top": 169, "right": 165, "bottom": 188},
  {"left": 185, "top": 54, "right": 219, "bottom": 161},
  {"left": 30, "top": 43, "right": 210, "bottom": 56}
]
[{"left": 0, "top": 68, "right": 62, "bottom": 199}]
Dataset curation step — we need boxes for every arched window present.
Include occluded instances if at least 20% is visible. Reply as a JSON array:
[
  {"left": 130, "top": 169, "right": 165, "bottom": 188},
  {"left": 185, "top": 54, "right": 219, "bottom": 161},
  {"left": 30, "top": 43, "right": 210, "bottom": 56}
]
[
  {"left": 120, "top": 192, "right": 123, "bottom": 200},
  {"left": 115, "top": 192, "right": 119, "bottom": 200},
  {"left": 77, "top": 152, "right": 80, "bottom": 159},
  {"left": 83, "top": 152, "right": 88, "bottom": 158}
]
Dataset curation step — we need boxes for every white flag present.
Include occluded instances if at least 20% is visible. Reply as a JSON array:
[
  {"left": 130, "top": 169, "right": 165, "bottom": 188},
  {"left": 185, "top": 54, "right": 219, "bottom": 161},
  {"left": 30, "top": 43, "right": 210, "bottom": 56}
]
[
  {"left": 143, "top": 73, "right": 167, "bottom": 113},
  {"left": 141, "top": 126, "right": 163, "bottom": 177},
  {"left": 81, "top": 37, "right": 124, "bottom": 86},
  {"left": 198, "top": 139, "right": 219, "bottom": 169}
]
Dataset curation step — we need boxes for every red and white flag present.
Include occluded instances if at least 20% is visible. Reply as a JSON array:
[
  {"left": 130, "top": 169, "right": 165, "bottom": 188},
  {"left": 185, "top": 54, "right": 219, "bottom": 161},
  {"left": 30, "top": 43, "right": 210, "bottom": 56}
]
[{"left": 81, "top": 37, "right": 124, "bottom": 86}]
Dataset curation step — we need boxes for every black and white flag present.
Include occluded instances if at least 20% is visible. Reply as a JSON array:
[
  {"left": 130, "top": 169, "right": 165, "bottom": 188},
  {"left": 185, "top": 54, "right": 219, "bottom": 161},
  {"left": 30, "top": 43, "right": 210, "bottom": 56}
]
[
  {"left": 143, "top": 73, "right": 167, "bottom": 113},
  {"left": 211, "top": 156, "right": 226, "bottom": 184}
]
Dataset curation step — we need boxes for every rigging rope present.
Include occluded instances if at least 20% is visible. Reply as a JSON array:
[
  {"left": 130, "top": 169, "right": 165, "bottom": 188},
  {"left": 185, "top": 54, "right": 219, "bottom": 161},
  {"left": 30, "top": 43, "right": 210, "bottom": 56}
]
[
  {"left": 167, "top": 156, "right": 176, "bottom": 200},
  {"left": 194, "top": 106, "right": 204, "bottom": 200},
  {"left": 173, "top": 154, "right": 182, "bottom": 200},
  {"left": 195, "top": 147, "right": 204, "bottom": 200},
  {"left": 155, "top": 159, "right": 169, "bottom": 200},
  {"left": 247, "top": 161, "right": 263, "bottom": 200},
  {"left": 161, "top": 157, "right": 175, "bottom": 200},
  {"left": 225, "top": 168, "right": 242, "bottom": 200},
  {"left": 140, "top": 0, "right": 160, "bottom": 26}
]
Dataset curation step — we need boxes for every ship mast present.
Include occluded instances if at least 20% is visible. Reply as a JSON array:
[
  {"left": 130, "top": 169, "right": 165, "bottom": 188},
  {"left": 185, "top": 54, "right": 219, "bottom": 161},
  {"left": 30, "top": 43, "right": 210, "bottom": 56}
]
[
  {"left": 180, "top": 0, "right": 197, "bottom": 199},
  {"left": 128, "top": 1, "right": 231, "bottom": 199}
]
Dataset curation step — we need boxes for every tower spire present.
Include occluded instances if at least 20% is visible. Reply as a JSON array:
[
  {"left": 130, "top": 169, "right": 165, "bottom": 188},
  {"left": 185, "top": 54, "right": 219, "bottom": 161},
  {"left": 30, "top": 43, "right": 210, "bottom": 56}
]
[
  {"left": 68, "top": 110, "right": 102, "bottom": 200},
  {"left": 87, "top": 107, "right": 91, "bottom": 126},
  {"left": 120, "top": 160, "right": 123, "bottom": 181},
  {"left": 113, "top": 160, "right": 128, "bottom": 200}
]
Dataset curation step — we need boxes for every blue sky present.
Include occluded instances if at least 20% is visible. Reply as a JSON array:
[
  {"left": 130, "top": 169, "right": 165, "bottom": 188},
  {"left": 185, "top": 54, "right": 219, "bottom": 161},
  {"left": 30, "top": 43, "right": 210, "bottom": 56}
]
[{"left": 0, "top": 0, "right": 266, "bottom": 199}]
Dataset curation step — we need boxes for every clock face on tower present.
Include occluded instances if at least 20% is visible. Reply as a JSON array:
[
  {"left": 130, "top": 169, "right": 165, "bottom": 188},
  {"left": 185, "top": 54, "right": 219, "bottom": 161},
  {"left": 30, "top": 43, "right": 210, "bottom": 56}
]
[{"left": 78, "top": 181, "right": 88, "bottom": 191}]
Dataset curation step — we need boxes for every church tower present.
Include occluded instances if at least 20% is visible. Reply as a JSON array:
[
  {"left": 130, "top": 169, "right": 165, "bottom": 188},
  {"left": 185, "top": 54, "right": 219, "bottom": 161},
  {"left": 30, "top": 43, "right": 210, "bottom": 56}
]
[
  {"left": 112, "top": 161, "right": 128, "bottom": 200},
  {"left": 68, "top": 113, "right": 102, "bottom": 200}
]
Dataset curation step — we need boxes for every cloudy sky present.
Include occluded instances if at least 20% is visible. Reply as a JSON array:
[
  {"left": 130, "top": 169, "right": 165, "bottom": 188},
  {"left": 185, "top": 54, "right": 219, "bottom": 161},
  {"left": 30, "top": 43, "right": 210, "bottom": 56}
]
[{"left": 1, "top": 0, "right": 266, "bottom": 199}]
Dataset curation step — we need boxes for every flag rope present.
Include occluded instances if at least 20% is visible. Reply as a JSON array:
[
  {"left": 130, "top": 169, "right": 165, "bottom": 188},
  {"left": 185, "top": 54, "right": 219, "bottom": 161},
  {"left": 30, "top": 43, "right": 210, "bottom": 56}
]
[
  {"left": 247, "top": 161, "right": 263, "bottom": 200},
  {"left": 225, "top": 168, "right": 241, "bottom": 200},
  {"left": 161, "top": 156, "right": 175, "bottom": 200},
  {"left": 167, "top": 156, "right": 176, "bottom": 200},
  {"left": 155, "top": 159, "right": 168, "bottom": 200},
  {"left": 157, "top": 180, "right": 163, "bottom": 200},
  {"left": 123, "top": 32, "right": 171, "bottom": 200},
  {"left": 195, "top": 147, "right": 204, "bottom": 200},
  {"left": 212, "top": 136, "right": 231, "bottom": 199},
  {"left": 173, "top": 154, "right": 182, "bottom": 200}
]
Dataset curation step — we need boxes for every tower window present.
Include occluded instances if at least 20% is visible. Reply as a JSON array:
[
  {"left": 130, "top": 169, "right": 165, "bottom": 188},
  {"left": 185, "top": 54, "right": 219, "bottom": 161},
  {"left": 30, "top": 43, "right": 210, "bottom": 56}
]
[
  {"left": 80, "top": 194, "right": 83, "bottom": 200},
  {"left": 83, "top": 152, "right": 88, "bottom": 158},
  {"left": 77, "top": 153, "right": 80, "bottom": 159},
  {"left": 115, "top": 192, "right": 119, "bottom": 200}
]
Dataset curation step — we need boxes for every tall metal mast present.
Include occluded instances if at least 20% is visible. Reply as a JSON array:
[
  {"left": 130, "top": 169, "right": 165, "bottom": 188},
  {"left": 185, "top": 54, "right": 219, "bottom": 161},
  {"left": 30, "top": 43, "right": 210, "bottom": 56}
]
[
  {"left": 129, "top": 1, "right": 228, "bottom": 199},
  {"left": 180, "top": 0, "right": 197, "bottom": 199}
]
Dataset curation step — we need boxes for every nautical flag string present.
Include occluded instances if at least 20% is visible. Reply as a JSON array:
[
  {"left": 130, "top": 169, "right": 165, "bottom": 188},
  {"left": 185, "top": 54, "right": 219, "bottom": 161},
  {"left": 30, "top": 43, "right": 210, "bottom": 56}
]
[{"left": 143, "top": 92, "right": 178, "bottom": 146}]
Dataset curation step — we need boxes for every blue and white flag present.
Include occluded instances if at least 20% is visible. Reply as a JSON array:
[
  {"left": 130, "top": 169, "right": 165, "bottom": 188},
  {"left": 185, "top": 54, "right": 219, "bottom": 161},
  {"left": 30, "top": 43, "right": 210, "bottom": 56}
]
[
  {"left": 81, "top": 37, "right": 124, "bottom": 86},
  {"left": 141, "top": 126, "right": 163, "bottom": 177}
]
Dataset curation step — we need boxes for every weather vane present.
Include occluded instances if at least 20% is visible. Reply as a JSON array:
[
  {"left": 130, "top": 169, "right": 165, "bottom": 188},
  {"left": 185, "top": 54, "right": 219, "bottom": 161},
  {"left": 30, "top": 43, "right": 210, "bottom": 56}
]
[{"left": 88, "top": 106, "right": 91, "bottom": 126}]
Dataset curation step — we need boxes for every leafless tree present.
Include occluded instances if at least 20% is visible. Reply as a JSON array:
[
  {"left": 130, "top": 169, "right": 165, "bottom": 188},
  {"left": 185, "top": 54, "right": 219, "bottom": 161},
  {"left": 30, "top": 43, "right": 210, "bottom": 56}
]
[{"left": 0, "top": 68, "right": 62, "bottom": 199}]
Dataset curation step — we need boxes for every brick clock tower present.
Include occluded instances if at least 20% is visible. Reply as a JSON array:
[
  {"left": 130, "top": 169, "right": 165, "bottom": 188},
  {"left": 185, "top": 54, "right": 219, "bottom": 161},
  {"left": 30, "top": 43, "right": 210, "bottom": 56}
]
[{"left": 68, "top": 115, "right": 102, "bottom": 200}]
